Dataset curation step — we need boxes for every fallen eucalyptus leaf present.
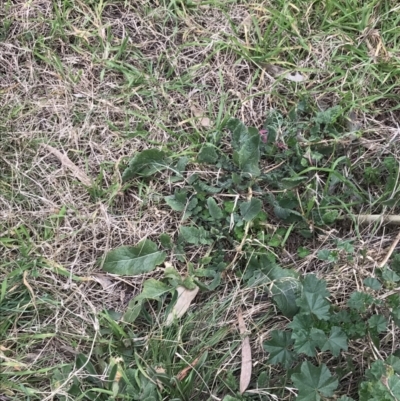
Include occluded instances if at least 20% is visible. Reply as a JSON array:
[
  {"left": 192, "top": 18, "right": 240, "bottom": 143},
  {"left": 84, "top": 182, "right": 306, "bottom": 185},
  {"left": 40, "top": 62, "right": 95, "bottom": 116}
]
[
  {"left": 166, "top": 285, "right": 199, "bottom": 325},
  {"left": 238, "top": 309, "right": 252, "bottom": 394}
]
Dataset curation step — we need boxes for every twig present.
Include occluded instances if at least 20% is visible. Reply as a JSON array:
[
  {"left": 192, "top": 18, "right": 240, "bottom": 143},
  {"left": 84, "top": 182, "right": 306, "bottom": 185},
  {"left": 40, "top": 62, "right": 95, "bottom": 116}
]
[
  {"left": 355, "top": 214, "right": 400, "bottom": 225},
  {"left": 226, "top": 188, "right": 252, "bottom": 270},
  {"left": 42, "top": 144, "right": 92, "bottom": 186},
  {"left": 378, "top": 230, "right": 400, "bottom": 268}
]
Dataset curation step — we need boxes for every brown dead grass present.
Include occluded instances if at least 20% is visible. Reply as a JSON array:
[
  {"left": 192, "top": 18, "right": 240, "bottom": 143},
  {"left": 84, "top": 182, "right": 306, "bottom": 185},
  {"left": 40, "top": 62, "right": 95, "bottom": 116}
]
[{"left": 2, "top": 0, "right": 400, "bottom": 399}]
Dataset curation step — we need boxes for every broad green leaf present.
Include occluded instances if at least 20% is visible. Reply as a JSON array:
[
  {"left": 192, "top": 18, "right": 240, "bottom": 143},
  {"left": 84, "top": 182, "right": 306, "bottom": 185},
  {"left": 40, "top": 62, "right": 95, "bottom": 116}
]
[
  {"left": 388, "top": 375, "right": 400, "bottom": 398},
  {"left": 321, "top": 326, "right": 348, "bottom": 356},
  {"left": 138, "top": 374, "right": 159, "bottom": 400},
  {"left": 382, "top": 267, "right": 400, "bottom": 283},
  {"left": 257, "top": 371, "right": 269, "bottom": 388},
  {"left": 244, "top": 255, "right": 300, "bottom": 317},
  {"left": 207, "top": 198, "right": 224, "bottom": 220},
  {"left": 270, "top": 278, "right": 301, "bottom": 318},
  {"left": 175, "top": 156, "right": 189, "bottom": 173},
  {"left": 193, "top": 268, "right": 221, "bottom": 291},
  {"left": 222, "top": 396, "right": 241, "bottom": 401},
  {"left": 164, "top": 189, "right": 187, "bottom": 212},
  {"left": 123, "top": 279, "right": 172, "bottom": 323},
  {"left": 291, "top": 330, "right": 314, "bottom": 356},
  {"left": 291, "top": 362, "right": 338, "bottom": 401},
  {"left": 309, "top": 328, "right": 327, "bottom": 348},
  {"left": 314, "top": 105, "right": 342, "bottom": 125},
  {"left": 392, "top": 308, "right": 400, "bottom": 328},
  {"left": 387, "top": 294, "right": 400, "bottom": 309},
  {"left": 297, "top": 292, "right": 330, "bottom": 320},
  {"left": 274, "top": 204, "right": 291, "bottom": 220},
  {"left": 288, "top": 314, "right": 314, "bottom": 332},
  {"left": 360, "top": 360, "right": 400, "bottom": 401},
  {"left": 302, "top": 275, "right": 330, "bottom": 297},
  {"left": 198, "top": 144, "right": 218, "bottom": 164},
  {"left": 194, "top": 180, "right": 222, "bottom": 194},
  {"left": 108, "top": 362, "right": 118, "bottom": 383},
  {"left": 187, "top": 196, "right": 198, "bottom": 211},
  {"left": 136, "top": 279, "right": 172, "bottom": 301},
  {"left": 281, "top": 176, "right": 307, "bottom": 190},
  {"left": 387, "top": 356, "right": 400, "bottom": 374},
  {"left": 240, "top": 198, "right": 262, "bottom": 222},
  {"left": 368, "top": 314, "right": 388, "bottom": 333},
  {"left": 322, "top": 210, "right": 339, "bottom": 224},
  {"left": 159, "top": 233, "right": 172, "bottom": 249},
  {"left": 102, "top": 240, "right": 166, "bottom": 276},
  {"left": 347, "top": 291, "right": 374, "bottom": 312},
  {"left": 183, "top": 197, "right": 199, "bottom": 220},
  {"left": 363, "top": 277, "right": 382, "bottom": 290},
  {"left": 122, "top": 149, "right": 168, "bottom": 181},
  {"left": 317, "top": 249, "right": 337, "bottom": 263},
  {"left": 180, "top": 226, "right": 212, "bottom": 245},
  {"left": 76, "top": 354, "right": 98, "bottom": 378},
  {"left": 263, "top": 330, "right": 295, "bottom": 368},
  {"left": 234, "top": 141, "right": 261, "bottom": 174},
  {"left": 337, "top": 240, "right": 354, "bottom": 253},
  {"left": 297, "top": 247, "right": 310, "bottom": 258},
  {"left": 227, "top": 118, "right": 248, "bottom": 151},
  {"left": 227, "top": 118, "right": 260, "bottom": 176},
  {"left": 291, "top": 328, "right": 326, "bottom": 357},
  {"left": 164, "top": 266, "right": 182, "bottom": 286},
  {"left": 392, "top": 253, "right": 400, "bottom": 274},
  {"left": 123, "top": 300, "right": 143, "bottom": 323},
  {"left": 359, "top": 380, "right": 391, "bottom": 401},
  {"left": 365, "top": 360, "right": 386, "bottom": 381}
]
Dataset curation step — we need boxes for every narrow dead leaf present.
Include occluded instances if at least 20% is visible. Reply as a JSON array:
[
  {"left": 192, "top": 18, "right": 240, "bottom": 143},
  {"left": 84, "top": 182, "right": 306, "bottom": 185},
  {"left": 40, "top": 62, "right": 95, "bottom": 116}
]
[
  {"left": 263, "top": 63, "right": 283, "bottom": 76},
  {"left": 263, "top": 63, "right": 306, "bottom": 82},
  {"left": 360, "top": 139, "right": 380, "bottom": 151},
  {"left": 365, "top": 29, "right": 390, "bottom": 61},
  {"left": 166, "top": 285, "right": 199, "bottom": 325},
  {"left": 23, "top": 270, "right": 36, "bottom": 309},
  {"left": 283, "top": 71, "right": 306, "bottom": 82},
  {"left": 241, "top": 14, "right": 252, "bottom": 29},
  {"left": 155, "top": 366, "right": 166, "bottom": 374},
  {"left": 199, "top": 117, "right": 211, "bottom": 127},
  {"left": 190, "top": 104, "right": 203, "bottom": 118},
  {"left": 154, "top": 366, "right": 166, "bottom": 390},
  {"left": 176, "top": 354, "right": 202, "bottom": 381},
  {"left": 0, "top": 351, "right": 28, "bottom": 370},
  {"left": 42, "top": 144, "right": 92, "bottom": 186},
  {"left": 190, "top": 105, "right": 211, "bottom": 127},
  {"left": 346, "top": 111, "right": 361, "bottom": 132},
  {"left": 238, "top": 309, "right": 252, "bottom": 394},
  {"left": 91, "top": 274, "right": 114, "bottom": 290}
]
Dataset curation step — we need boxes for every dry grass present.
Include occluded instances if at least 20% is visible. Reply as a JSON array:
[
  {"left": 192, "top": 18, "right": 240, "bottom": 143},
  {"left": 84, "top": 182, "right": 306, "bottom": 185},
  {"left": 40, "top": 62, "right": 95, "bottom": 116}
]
[{"left": 2, "top": 0, "right": 400, "bottom": 399}]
